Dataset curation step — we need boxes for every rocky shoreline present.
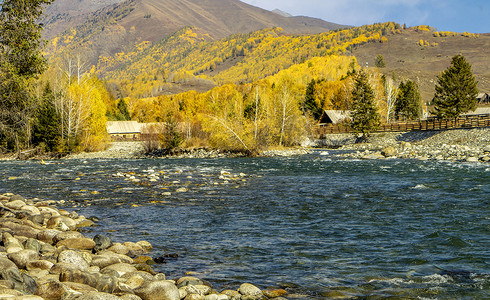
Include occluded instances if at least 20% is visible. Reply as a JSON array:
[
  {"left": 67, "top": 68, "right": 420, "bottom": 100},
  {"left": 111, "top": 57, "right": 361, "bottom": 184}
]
[
  {"left": 319, "top": 128, "right": 490, "bottom": 162},
  {"left": 0, "top": 193, "right": 290, "bottom": 300}
]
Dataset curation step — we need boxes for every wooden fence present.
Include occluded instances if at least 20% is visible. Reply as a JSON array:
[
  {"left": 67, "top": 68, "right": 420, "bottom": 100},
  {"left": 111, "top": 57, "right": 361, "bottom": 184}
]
[{"left": 317, "top": 114, "right": 490, "bottom": 136}]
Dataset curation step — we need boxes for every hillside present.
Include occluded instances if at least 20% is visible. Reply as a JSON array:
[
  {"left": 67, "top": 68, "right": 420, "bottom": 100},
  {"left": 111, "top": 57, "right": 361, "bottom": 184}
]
[
  {"left": 42, "top": 0, "right": 125, "bottom": 39},
  {"left": 44, "top": 0, "right": 345, "bottom": 59},
  {"left": 350, "top": 27, "right": 490, "bottom": 102}
]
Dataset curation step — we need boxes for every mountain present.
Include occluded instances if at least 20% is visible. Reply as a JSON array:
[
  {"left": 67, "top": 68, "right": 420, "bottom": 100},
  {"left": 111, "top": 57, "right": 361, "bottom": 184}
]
[
  {"left": 42, "top": 0, "right": 125, "bottom": 38},
  {"left": 43, "top": 0, "right": 345, "bottom": 45}
]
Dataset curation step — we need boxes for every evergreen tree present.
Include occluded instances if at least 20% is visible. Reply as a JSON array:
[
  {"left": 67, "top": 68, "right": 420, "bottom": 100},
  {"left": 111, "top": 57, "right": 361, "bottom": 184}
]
[
  {"left": 432, "top": 54, "right": 478, "bottom": 118},
  {"left": 350, "top": 70, "right": 380, "bottom": 139},
  {"left": 0, "top": 0, "right": 54, "bottom": 151},
  {"left": 395, "top": 80, "right": 422, "bottom": 120},
  {"left": 302, "top": 79, "right": 323, "bottom": 120},
  {"left": 116, "top": 99, "right": 131, "bottom": 120},
  {"left": 375, "top": 54, "right": 386, "bottom": 68},
  {"left": 33, "top": 84, "right": 62, "bottom": 152}
]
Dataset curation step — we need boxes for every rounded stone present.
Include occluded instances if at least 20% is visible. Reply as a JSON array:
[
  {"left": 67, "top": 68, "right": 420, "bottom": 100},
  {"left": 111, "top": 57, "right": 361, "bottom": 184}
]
[
  {"left": 58, "top": 250, "right": 90, "bottom": 271},
  {"left": 8, "top": 249, "right": 40, "bottom": 269},
  {"left": 26, "top": 260, "right": 55, "bottom": 271},
  {"left": 238, "top": 283, "right": 263, "bottom": 297},
  {"left": 101, "top": 263, "right": 138, "bottom": 277},
  {"left": 134, "top": 280, "right": 180, "bottom": 300},
  {"left": 57, "top": 238, "right": 96, "bottom": 250},
  {"left": 93, "top": 234, "right": 113, "bottom": 252},
  {"left": 5, "top": 200, "right": 27, "bottom": 210}
]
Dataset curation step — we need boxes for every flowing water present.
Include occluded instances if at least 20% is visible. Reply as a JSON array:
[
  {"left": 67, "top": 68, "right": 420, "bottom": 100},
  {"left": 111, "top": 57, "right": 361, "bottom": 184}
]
[{"left": 1, "top": 152, "right": 489, "bottom": 299}]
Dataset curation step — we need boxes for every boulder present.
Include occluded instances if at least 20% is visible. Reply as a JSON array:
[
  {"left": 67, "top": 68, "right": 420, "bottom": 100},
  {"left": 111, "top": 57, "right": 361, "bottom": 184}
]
[
  {"left": 47, "top": 216, "right": 76, "bottom": 231},
  {"left": 124, "top": 273, "right": 147, "bottom": 290},
  {"left": 26, "top": 260, "right": 54, "bottom": 271},
  {"left": 263, "top": 289, "right": 288, "bottom": 298},
  {"left": 108, "top": 243, "right": 130, "bottom": 255},
  {"left": 5, "top": 200, "right": 27, "bottom": 210},
  {"left": 20, "top": 205, "right": 41, "bottom": 216},
  {"left": 136, "top": 241, "right": 152, "bottom": 253},
  {"left": 3, "top": 232, "right": 24, "bottom": 253},
  {"left": 93, "top": 234, "right": 113, "bottom": 252},
  {"left": 24, "top": 238, "right": 41, "bottom": 252},
  {"left": 50, "top": 262, "right": 81, "bottom": 275},
  {"left": 176, "top": 276, "right": 205, "bottom": 288},
  {"left": 0, "top": 267, "right": 38, "bottom": 295},
  {"left": 91, "top": 252, "right": 133, "bottom": 268},
  {"left": 57, "top": 238, "right": 96, "bottom": 250},
  {"left": 60, "top": 269, "right": 119, "bottom": 293},
  {"left": 8, "top": 249, "right": 40, "bottom": 269},
  {"left": 185, "top": 295, "right": 204, "bottom": 300},
  {"left": 134, "top": 280, "right": 180, "bottom": 300},
  {"left": 37, "top": 229, "right": 61, "bottom": 244},
  {"left": 36, "top": 280, "right": 69, "bottom": 299},
  {"left": 381, "top": 146, "right": 398, "bottom": 157},
  {"left": 57, "top": 250, "right": 90, "bottom": 271},
  {"left": 53, "top": 230, "right": 84, "bottom": 243},
  {"left": 122, "top": 242, "right": 145, "bottom": 256},
  {"left": 101, "top": 263, "right": 137, "bottom": 277},
  {"left": 238, "top": 283, "right": 263, "bottom": 298}
]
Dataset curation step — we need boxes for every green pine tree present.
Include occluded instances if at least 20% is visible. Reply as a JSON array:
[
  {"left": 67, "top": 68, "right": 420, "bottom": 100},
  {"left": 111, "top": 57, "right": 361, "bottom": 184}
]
[
  {"left": 116, "top": 99, "right": 131, "bottom": 121},
  {"left": 33, "top": 84, "right": 62, "bottom": 152},
  {"left": 302, "top": 79, "right": 323, "bottom": 120},
  {"left": 375, "top": 54, "right": 386, "bottom": 68},
  {"left": 432, "top": 54, "right": 478, "bottom": 118},
  {"left": 0, "top": 0, "right": 54, "bottom": 151},
  {"left": 395, "top": 80, "right": 422, "bottom": 120},
  {"left": 350, "top": 70, "right": 380, "bottom": 139}
]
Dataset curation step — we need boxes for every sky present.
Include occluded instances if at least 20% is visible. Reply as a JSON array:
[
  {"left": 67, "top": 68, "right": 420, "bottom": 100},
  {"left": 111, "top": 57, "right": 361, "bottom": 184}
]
[{"left": 241, "top": 0, "right": 489, "bottom": 33}]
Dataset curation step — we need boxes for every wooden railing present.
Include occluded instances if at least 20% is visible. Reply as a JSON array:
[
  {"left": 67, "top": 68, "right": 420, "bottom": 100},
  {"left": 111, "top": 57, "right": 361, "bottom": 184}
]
[{"left": 317, "top": 114, "right": 490, "bottom": 136}]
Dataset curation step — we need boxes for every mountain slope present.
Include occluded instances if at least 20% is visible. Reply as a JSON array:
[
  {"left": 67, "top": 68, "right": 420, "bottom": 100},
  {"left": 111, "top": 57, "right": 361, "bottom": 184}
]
[
  {"left": 350, "top": 27, "right": 490, "bottom": 101},
  {"left": 44, "top": 0, "right": 345, "bottom": 46}
]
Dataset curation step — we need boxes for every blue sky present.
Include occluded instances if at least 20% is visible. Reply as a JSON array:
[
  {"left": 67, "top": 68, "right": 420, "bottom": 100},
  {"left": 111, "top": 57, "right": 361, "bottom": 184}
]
[{"left": 241, "top": 0, "right": 489, "bottom": 33}]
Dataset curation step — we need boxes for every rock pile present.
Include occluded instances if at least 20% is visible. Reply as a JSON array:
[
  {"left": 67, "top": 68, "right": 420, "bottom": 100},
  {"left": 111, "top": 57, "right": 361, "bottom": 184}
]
[{"left": 0, "top": 193, "right": 287, "bottom": 300}]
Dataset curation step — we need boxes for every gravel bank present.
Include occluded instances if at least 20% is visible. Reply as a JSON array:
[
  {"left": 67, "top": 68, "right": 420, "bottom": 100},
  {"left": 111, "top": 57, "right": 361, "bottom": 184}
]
[{"left": 319, "top": 128, "right": 490, "bottom": 162}]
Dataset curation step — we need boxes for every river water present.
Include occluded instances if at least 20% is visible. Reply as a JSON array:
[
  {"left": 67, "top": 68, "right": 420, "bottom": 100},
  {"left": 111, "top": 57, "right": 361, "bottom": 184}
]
[{"left": 1, "top": 152, "right": 489, "bottom": 299}]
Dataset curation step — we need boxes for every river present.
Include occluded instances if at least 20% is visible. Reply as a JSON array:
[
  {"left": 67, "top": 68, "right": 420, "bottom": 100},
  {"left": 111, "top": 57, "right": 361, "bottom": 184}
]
[{"left": 1, "top": 152, "right": 489, "bottom": 299}]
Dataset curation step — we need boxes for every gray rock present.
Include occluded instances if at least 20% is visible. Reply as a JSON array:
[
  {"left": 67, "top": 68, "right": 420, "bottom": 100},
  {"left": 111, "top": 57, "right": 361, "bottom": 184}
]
[
  {"left": 93, "top": 234, "right": 113, "bottom": 252},
  {"left": 221, "top": 290, "right": 241, "bottom": 300},
  {"left": 24, "top": 238, "right": 42, "bottom": 252},
  {"left": 134, "top": 280, "right": 180, "bottom": 300},
  {"left": 69, "top": 291, "right": 121, "bottom": 300}
]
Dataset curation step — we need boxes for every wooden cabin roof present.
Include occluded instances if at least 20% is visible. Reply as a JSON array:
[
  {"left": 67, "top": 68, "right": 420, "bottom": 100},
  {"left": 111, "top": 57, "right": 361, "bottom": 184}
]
[
  {"left": 319, "top": 110, "right": 351, "bottom": 124},
  {"left": 106, "top": 121, "right": 141, "bottom": 134}
]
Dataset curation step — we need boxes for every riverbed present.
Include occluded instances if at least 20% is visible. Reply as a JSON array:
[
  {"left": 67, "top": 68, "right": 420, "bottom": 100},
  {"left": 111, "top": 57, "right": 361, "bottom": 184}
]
[{"left": 1, "top": 153, "right": 488, "bottom": 299}]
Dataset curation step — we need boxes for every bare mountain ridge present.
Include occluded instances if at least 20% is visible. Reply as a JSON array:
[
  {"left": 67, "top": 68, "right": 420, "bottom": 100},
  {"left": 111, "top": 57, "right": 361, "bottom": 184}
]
[{"left": 43, "top": 0, "right": 345, "bottom": 42}]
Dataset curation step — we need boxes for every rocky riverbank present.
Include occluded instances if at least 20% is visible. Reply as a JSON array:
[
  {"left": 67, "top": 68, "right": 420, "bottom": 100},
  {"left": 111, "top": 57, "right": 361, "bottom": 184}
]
[
  {"left": 319, "top": 128, "right": 490, "bottom": 162},
  {"left": 0, "top": 193, "right": 290, "bottom": 300}
]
